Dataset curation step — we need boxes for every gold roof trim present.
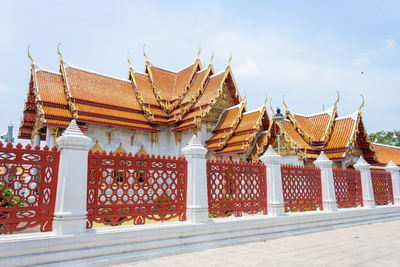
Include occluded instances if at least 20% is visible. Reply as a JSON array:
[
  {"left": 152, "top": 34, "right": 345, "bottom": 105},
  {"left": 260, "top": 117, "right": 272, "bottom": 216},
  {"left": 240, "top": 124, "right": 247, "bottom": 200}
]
[
  {"left": 214, "top": 101, "right": 246, "bottom": 150},
  {"left": 114, "top": 143, "right": 126, "bottom": 155},
  {"left": 57, "top": 45, "right": 78, "bottom": 119},
  {"left": 278, "top": 122, "right": 307, "bottom": 160},
  {"left": 128, "top": 69, "right": 155, "bottom": 123},
  {"left": 322, "top": 91, "right": 340, "bottom": 142},
  {"left": 91, "top": 140, "right": 103, "bottom": 153},
  {"left": 282, "top": 95, "right": 313, "bottom": 143}
]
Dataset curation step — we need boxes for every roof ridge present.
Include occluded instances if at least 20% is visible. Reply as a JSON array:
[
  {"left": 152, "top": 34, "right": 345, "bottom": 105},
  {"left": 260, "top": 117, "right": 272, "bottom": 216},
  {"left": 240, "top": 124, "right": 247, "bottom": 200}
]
[
  {"left": 35, "top": 69, "right": 62, "bottom": 76},
  {"left": 152, "top": 63, "right": 195, "bottom": 74},
  {"left": 243, "top": 105, "right": 264, "bottom": 115},
  {"left": 293, "top": 105, "right": 335, "bottom": 118},
  {"left": 65, "top": 65, "right": 132, "bottom": 83},
  {"left": 373, "top": 142, "right": 400, "bottom": 150},
  {"left": 209, "top": 70, "right": 225, "bottom": 78},
  {"left": 335, "top": 110, "right": 359, "bottom": 121}
]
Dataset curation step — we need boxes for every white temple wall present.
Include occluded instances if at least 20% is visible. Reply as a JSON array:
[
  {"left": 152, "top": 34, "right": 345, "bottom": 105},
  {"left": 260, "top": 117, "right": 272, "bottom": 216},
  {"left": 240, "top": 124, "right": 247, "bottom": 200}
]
[
  {"left": 86, "top": 124, "right": 151, "bottom": 155},
  {"left": 280, "top": 155, "right": 304, "bottom": 165},
  {"left": 84, "top": 123, "right": 219, "bottom": 157},
  {"left": 157, "top": 125, "right": 178, "bottom": 156}
]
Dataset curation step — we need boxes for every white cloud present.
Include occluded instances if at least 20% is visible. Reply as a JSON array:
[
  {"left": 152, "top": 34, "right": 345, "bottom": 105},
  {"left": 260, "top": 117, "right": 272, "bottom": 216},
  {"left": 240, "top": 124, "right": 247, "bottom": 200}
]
[
  {"left": 352, "top": 55, "right": 370, "bottom": 66},
  {"left": 386, "top": 39, "right": 397, "bottom": 49},
  {"left": 0, "top": 83, "right": 8, "bottom": 92}
]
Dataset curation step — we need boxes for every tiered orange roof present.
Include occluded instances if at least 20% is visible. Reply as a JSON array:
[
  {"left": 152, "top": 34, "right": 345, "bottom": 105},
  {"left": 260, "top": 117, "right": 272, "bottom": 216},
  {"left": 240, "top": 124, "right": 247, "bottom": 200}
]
[
  {"left": 61, "top": 64, "right": 158, "bottom": 132},
  {"left": 19, "top": 49, "right": 242, "bottom": 140},
  {"left": 212, "top": 105, "right": 269, "bottom": 156},
  {"left": 172, "top": 66, "right": 241, "bottom": 132},
  {"left": 19, "top": 66, "right": 73, "bottom": 139},
  {"left": 248, "top": 96, "right": 377, "bottom": 163},
  {"left": 144, "top": 53, "right": 200, "bottom": 113},
  {"left": 206, "top": 101, "right": 245, "bottom": 151}
]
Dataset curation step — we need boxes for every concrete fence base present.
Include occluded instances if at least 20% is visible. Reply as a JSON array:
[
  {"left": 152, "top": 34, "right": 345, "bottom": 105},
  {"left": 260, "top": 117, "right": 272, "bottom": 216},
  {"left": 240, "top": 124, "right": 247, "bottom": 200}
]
[{"left": 1, "top": 206, "right": 399, "bottom": 266}]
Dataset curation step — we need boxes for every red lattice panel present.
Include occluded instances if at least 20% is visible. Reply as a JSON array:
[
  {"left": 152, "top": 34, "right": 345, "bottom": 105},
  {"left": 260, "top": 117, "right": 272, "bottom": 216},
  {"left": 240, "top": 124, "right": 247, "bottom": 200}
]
[
  {"left": 371, "top": 169, "right": 394, "bottom": 205},
  {"left": 333, "top": 168, "right": 363, "bottom": 208},
  {"left": 281, "top": 164, "right": 323, "bottom": 212},
  {"left": 0, "top": 142, "right": 60, "bottom": 234},
  {"left": 206, "top": 159, "right": 267, "bottom": 217},
  {"left": 87, "top": 151, "right": 187, "bottom": 228}
]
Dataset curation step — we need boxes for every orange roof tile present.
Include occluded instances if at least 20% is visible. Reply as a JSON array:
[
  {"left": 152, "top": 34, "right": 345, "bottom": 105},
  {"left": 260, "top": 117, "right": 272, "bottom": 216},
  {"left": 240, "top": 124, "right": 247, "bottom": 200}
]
[
  {"left": 149, "top": 63, "right": 197, "bottom": 101},
  {"left": 308, "top": 114, "right": 331, "bottom": 141},
  {"left": 235, "top": 110, "right": 261, "bottom": 133},
  {"left": 372, "top": 143, "right": 400, "bottom": 165},
  {"left": 75, "top": 103, "right": 149, "bottom": 123},
  {"left": 282, "top": 120, "right": 312, "bottom": 149},
  {"left": 43, "top": 118, "right": 71, "bottom": 127},
  {"left": 293, "top": 113, "right": 331, "bottom": 141},
  {"left": 215, "top": 144, "right": 245, "bottom": 154},
  {"left": 35, "top": 70, "right": 67, "bottom": 105},
  {"left": 325, "top": 117, "right": 356, "bottom": 150},
  {"left": 183, "top": 68, "right": 209, "bottom": 104},
  {"left": 133, "top": 72, "right": 159, "bottom": 106},
  {"left": 226, "top": 133, "right": 253, "bottom": 144},
  {"left": 325, "top": 151, "right": 346, "bottom": 159},
  {"left": 207, "top": 132, "right": 228, "bottom": 143},
  {"left": 213, "top": 104, "right": 242, "bottom": 132},
  {"left": 193, "top": 72, "right": 225, "bottom": 108},
  {"left": 78, "top": 115, "right": 157, "bottom": 131},
  {"left": 42, "top": 106, "right": 71, "bottom": 119},
  {"left": 150, "top": 66, "right": 176, "bottom": 100},
  {"left": 65, "top": 67, "right": 141, "bottom": 111},
  {"left": 175, "top": 64, "right": 197, "bottom": 98}
]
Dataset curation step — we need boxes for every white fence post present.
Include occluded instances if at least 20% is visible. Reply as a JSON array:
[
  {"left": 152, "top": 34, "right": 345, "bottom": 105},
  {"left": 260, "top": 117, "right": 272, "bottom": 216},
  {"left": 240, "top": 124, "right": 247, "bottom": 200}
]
[
  {"left": 181, "top": 135, "right": 210, "bottom": 224},
  {"left": 53, "top": 120, "right": 92, "bottom": 234},
  {"left": 354, "top": 156, "right": 375, "bottom": 208},
  {"left": 260, "top": 146, "right": 285, "bottom": 216},
  {"left": 314, "top": 152, "right": 337, "bottom": 212},
  {"left": 385, "top": 160, "right": 400, "bottom": 205}
]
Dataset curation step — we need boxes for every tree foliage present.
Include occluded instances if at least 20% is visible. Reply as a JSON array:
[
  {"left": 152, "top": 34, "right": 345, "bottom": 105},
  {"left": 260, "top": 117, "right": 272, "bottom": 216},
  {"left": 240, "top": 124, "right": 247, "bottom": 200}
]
[{"left": 368, "top": 130, "right": 400, "bottom": 147}]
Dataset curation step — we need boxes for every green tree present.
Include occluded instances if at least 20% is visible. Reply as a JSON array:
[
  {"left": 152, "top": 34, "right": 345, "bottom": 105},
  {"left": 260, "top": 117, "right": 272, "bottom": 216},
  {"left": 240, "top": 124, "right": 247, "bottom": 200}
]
[{"left": 368, "top": 130, "right": 400, "bottom": 147}]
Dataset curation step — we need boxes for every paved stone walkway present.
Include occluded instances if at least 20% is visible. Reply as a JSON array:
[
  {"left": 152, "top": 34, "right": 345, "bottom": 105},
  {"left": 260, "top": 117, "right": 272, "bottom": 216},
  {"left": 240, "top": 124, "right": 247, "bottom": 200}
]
[{"left": 115, "top": 220, "right": 400, "bottom": 267}]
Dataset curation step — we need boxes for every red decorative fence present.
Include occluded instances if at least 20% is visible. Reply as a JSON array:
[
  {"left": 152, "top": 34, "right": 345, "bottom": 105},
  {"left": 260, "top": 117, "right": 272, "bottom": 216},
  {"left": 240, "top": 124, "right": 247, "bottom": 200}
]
[
  {"left": 0, "top": 142, "right": 60, "bottom": 234},
  {"left": 370, "top": 169, "right": 394, "bottom": 205},
  {"left": 87, "top": 151, "right": 187, "bottom": 228},
  {"left": 206, "top": 159, "right": 267, "bottom": 217},
  {"left": 281, "top": 164, "right": 323, "bottom": 212},
  {"left": 332, "top": 168, "right": 363, "bottom": 208}
]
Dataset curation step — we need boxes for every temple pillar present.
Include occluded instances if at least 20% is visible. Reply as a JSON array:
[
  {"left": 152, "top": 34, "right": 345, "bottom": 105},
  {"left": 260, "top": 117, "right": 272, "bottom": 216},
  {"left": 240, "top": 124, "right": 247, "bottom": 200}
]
[
  {"left": 314, "top": 152, "right": 338, "bottom": 212},
  {"left": 45, "top": 127, "right": 51, "bottom": 147},
  {"left": 385, "top": 160, "right": 400, "bottom": 205},
  {"left": 53, "top": 120, "right": 92, "bottom": 234},
  {"left": 354, "top": 156, "right": 375, "bottom": 208},
  {"left": 33, "top": 130, "right": 41, "bottom": 147},
  {"left": 260, "top": 146, "right": 285, "bottom": 216},
  {"left": 181, "top": 135, "right": 210, "bottom": 224}
]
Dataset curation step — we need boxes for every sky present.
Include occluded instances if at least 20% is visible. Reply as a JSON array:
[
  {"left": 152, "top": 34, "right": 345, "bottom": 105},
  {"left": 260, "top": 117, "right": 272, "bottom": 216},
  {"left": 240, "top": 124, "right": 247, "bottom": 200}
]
[{"left": 0, "top": 1, "right": 399, "bottom": 140}]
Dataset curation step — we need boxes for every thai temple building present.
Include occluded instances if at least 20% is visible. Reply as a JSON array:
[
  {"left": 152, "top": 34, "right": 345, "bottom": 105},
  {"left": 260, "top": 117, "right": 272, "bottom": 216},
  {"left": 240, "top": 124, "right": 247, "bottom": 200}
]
[{"left": 19, "top": 48, "right": 400, "bottom": 167}]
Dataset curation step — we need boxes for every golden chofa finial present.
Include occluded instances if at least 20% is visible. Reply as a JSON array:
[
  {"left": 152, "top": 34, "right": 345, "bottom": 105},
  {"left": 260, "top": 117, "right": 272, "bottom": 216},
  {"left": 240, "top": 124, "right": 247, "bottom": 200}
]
[
  {"left": 57, "top": 42, "right": 63, "bottom": 62},
  {"left": 208, "top": 51, "right": 214, "bottom": 66},
  {"left": 127, "top": 53, "right": 133, "bottom": 70},
  {"left": 335, "top": 90, "right": 340, "bottom": 105},
  {"left": 227, "top": 50, "right": 232, "bottom": 66},
  {"left": 264, "top": 95, "right": 268, "bottom": 106},
  {"left": 359, "top": 94, "right": 365, "bottom": 112},
  {"left": 197, "top": 44, "right": 201, "bottom": 60},
  {"left": 27, "top": 45, "right": 34, "bottom": 67},
  {"left": 143, "top": 44, "right": 149, "bottom": 63},
  {"left": 282, "top": 94, "right": 289, "bottom": 110},
  {"left": 269, "top": 98, "right": 275, "bottom": 115}
]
